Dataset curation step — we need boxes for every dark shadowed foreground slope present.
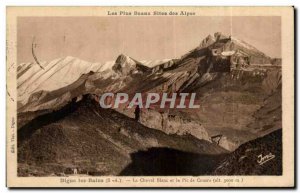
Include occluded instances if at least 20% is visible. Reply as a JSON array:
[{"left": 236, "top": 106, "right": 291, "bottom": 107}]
[
  {"left": 120, "top": 129, "right": 282, "bottom": 176},
  {"left": 18, "top": 95, "right": 282, "bottom": 176},
  {"left": 17, "top": 95, "right": 227, "bottom": 176},
  {"left": 120, "top": 147, "right": 226, "bottom": 176},
  {"left": 213, "top": 129, "right": 282, "bottom": 175}
]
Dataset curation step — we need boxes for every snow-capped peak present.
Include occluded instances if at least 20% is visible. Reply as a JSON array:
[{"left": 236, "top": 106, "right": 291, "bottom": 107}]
[{"left": 112, "top": 54, "right": 140, "bottom": 75}]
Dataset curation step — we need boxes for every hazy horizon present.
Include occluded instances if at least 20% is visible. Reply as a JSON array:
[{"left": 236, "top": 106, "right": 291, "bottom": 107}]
[{"left": 17, "top": 16, "right": 281, "bottom": 64}]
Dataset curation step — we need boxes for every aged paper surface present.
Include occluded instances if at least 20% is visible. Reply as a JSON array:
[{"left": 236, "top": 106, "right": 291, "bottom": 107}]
[{"left": 6, "top": 6, "right": 294, "bottom": 187}]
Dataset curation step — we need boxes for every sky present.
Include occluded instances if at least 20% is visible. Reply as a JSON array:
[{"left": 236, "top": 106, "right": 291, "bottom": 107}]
[{"left": 17, "top": 16, "right": 281, "bottom": 64}]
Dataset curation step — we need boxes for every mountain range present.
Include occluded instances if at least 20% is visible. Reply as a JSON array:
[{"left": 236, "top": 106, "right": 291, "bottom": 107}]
[{"left": 17, "top": 32, "right": 282, "bottom": 176}]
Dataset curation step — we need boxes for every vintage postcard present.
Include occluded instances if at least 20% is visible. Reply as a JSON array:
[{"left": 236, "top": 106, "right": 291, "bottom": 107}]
[{"left": 6, "top": 6, "right": 294, "bottom": 187}]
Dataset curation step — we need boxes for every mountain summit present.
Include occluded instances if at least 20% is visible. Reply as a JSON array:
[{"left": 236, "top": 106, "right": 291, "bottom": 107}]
[
  {"left": 112, "top": 54, "right": 151, "bottom": 75},
  {"left": 112, "top": 54, "right": 136, "bottom": 74}
]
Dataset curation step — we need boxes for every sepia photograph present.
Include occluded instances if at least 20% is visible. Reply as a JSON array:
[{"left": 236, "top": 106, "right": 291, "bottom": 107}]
[{"left": 6, "top": 6, "right": 294, "bottom": 188}]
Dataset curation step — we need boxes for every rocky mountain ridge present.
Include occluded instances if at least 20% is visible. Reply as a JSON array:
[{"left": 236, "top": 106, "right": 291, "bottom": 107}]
[{"left": 17, "top": 32, "right": 282, "bottom": 153}]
